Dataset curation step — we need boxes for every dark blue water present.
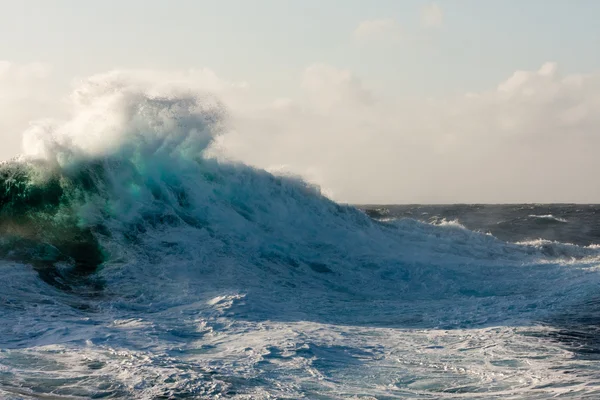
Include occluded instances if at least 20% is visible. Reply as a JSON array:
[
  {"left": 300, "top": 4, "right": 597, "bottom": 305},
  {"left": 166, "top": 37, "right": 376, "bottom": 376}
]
[{"left": 361, "top": 204, "right": 600, "bottom": 246}]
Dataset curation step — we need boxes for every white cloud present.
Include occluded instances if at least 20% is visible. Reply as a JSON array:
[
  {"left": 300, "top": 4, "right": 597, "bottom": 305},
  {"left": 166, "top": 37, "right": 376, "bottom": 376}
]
[
  {"left": 498, "top": 62, "right": 559, "bottom": 93},
  {"left": 302, "top": 64, "right": 373, "bottom": 110},
  {"left": 0, "top": 61, "right": 50, "bottom": 81},
  {"left": 421, "top": 4, "right": 443, "bottom": 28},
  {"left": 7, "top": 62, "right": 600, "bottom": 203},
  {"left": 354, "top": 18, "right": 401, "bottom": 42},
  {"left": 0, "top": 61, "right": 58, "bottom": 161},
  {"left": 217, "top": 63, "right": 600, "bottom": 203}
]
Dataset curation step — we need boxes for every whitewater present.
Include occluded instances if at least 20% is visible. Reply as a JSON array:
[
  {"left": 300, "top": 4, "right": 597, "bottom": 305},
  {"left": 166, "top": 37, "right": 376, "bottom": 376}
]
[{"left": 1, "top": 76, "right": 600, "bottom": 399}]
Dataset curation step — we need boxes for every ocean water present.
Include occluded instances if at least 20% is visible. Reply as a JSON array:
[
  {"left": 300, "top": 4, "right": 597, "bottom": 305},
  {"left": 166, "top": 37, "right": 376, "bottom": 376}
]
[{"left": 2, "top": 83, "right": 600, "bottom": 399}]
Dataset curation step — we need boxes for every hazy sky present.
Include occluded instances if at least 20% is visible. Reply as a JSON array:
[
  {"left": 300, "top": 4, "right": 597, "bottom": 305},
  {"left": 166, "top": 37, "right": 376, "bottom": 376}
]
[{"left": 2, "top": 1, "right": 600, "bottom": 203}]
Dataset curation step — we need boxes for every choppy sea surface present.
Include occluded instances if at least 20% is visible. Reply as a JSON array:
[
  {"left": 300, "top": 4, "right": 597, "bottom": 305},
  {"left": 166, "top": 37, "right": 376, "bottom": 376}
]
[{"left": 2, "top": 83, "right": 600, "bottom": 399}]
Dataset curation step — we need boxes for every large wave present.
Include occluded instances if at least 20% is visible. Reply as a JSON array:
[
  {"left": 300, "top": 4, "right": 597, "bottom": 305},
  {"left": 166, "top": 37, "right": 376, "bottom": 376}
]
[
  {"left": 2, "top": 73, "right": 599, "bottom": 320},
  {"left": 2, "top": 74, "right": 600, "bottom": 398}
]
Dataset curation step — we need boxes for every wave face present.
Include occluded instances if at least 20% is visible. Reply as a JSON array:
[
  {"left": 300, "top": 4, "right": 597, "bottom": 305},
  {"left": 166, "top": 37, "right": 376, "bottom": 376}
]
[{"left": 2, "top": 79, "right": 600, "bottom": 398}]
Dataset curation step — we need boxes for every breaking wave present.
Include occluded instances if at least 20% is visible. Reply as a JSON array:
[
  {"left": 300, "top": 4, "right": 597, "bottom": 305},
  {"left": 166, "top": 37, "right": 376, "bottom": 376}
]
[{"left": 2, "top": 75, "right": 600, "bottom": 398}]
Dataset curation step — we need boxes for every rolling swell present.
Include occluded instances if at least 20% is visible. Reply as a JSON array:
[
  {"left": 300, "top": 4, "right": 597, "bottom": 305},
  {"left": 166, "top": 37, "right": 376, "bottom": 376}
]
[
  {"left": 0, "top": 78, "right": 598, "bottom": 315},
  {"left": 0, "top": 85, "right": 597, "bottom": 315}
]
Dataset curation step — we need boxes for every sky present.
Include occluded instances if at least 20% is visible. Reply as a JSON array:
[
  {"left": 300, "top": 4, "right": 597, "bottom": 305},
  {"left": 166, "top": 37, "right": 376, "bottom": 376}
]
[{"left": 2, "top": 0, "right": 600, "bottom": 203}]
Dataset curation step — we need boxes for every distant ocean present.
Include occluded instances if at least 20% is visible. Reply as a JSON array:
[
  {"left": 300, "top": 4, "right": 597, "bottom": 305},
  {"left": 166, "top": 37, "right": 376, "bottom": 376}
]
[
  {"left": 2, "top": 89, "right": 600, "bottom": 398},
  {"left": 361, "top": 203, "right": 600, "bottom": 247}
]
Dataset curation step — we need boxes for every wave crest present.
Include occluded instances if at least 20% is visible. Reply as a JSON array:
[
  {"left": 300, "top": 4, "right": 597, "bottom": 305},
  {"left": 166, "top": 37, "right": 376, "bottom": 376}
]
[{"left": 22, "top": 72, "right": 227, "bottom": 164}]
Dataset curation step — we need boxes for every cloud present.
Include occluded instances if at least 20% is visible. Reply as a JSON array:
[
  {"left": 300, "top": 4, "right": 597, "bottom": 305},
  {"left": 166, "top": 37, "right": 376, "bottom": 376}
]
[
  {"left": 354, "top": 18, "right": 401, "bottom": 42},
  {"left": 497, "top": 62, "right": 559, "bottom": 93},
  {"left": 0, "top": 61, "right": 58, "bottom": 161},
  {"left": 216, "top": 62, "right": 600, "bottom": 203},
  {"left": 354, "top": 5, "right": 442, "bottom": 46},
  {"left": 421, "top": 3, "right": 443, "bottom": 28},
  {"left": 7, "top": 62, "right": 600, "bottom": 203},
  {"left": 301, "top": 64, "right": 373, "bottom": 110},
  {"left": 0, "top": 61, "right": 50, "bottom": 81}
]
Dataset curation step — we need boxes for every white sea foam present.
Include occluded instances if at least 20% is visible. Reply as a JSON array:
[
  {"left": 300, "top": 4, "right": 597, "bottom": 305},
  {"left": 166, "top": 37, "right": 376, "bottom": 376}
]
[{"left": 528, "top": 214, "right": 569, "bottom": 223}]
